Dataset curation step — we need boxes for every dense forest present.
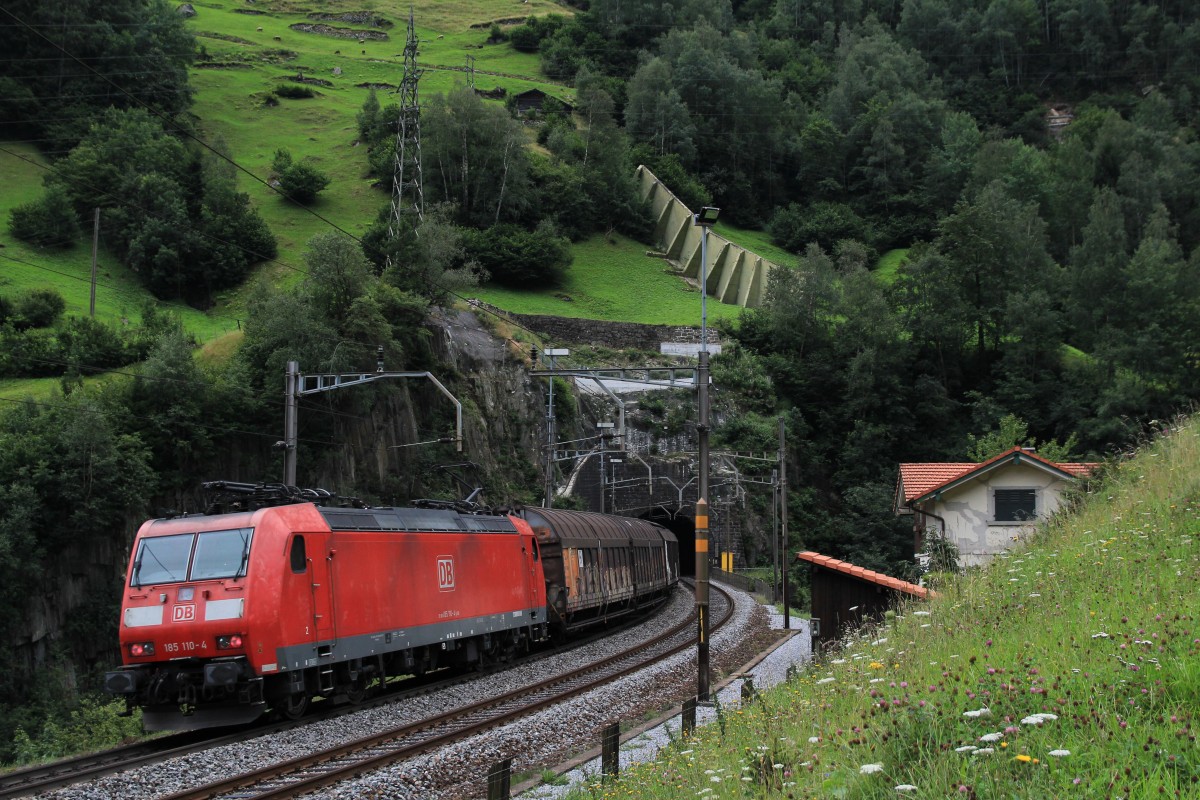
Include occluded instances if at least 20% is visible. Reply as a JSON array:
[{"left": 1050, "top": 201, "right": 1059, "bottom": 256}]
[{"left": 3, "top": 0, "right": 1200, "bottom": 761}]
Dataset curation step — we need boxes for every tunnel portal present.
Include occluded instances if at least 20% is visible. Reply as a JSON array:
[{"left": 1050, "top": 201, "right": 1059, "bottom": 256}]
[{"left": 644, "top": 507, "right": 696, "bottom": 578}]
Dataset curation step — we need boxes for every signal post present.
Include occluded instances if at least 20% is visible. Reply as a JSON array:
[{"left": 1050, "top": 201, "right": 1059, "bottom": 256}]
[{"left": 695, "top": 497, "right": 710, "bottom": 700}]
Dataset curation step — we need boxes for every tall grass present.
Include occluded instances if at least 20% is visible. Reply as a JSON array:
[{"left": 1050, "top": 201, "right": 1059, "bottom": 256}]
[{"left": 565, "top": 418, "right": 1200, "bottom": 798}]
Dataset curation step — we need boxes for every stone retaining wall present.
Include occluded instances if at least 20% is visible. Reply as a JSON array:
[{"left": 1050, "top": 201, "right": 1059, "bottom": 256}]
[{"left": 470, "top": 301, "right": 719, "bottom": 352}]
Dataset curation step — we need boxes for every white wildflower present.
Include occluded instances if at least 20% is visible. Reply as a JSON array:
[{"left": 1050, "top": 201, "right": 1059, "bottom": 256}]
[
  {"left": 859, "top": 763, "right": 884, "bottom": 775},
  {"left": 1048, "top": 749, "right": 1071, "bottom": 757}
]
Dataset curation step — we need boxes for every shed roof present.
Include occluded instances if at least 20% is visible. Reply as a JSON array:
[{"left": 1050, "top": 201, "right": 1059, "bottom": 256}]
[
  {"left": 897, "top": 447, "right": 1099, "bottom": 508},
  {"left": 796, "top": 551, "right": 931, "bottom": 599}
]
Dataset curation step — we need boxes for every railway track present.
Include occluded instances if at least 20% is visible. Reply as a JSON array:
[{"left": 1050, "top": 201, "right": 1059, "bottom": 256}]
[
  {"left": 0, "top": 589, "right": 686, "bottom": 799},
  {"left": 159, "top": 583, "right": 732, "bottom": 800}
]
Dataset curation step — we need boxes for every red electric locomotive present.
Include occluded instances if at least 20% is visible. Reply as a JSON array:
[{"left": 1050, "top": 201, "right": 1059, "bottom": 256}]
[{"left": 105, "top": 483, "right": 677, "bottom": 730}]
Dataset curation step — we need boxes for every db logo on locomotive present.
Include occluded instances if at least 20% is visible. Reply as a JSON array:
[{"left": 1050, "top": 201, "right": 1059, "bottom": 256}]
[
  {"left": 172, "top": 604, "right": 196, "bottom": 622},
  {"left": 437, "top": 556, "right": 455, "bottom": 591}
]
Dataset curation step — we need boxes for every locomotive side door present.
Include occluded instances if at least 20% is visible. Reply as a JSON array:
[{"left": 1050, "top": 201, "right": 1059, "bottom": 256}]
[
  {"left": 288, "top": 532, "right": 334, "bottom": 647},
  {"left": 523, "top": 533, "right": 541, "bottom": 622}
]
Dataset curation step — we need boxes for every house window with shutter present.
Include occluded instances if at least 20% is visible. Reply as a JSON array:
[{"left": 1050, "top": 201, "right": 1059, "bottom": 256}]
[{"left": 994, "top": 489, "right": 1037, "bottom": 522}]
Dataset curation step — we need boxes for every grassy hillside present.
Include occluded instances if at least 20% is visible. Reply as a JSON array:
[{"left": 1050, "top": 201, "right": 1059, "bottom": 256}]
[
  {"left": 565, "top": 420, "right": 1200, "bottom": 798},
  {"left": 470, "top": 233, "right": 744, "bottom": 326},
  {"left": 2, "top": 0, "right": 768, "bottom": 349}
]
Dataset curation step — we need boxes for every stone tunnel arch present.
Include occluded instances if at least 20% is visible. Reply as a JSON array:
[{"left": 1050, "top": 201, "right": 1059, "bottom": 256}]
[{"left": 643, "top": 506, "right": 696, "bottom": 578}]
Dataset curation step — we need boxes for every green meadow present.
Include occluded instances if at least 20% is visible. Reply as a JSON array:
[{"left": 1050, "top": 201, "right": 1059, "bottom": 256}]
[
  {"left": 562, "top": 419, "right": 1200, "bottom": 799},
  {"left": 470, "top": 233, "right": 744, "bottom": 326},
  {"left": 2, "top": 0, "right": 777, "bottom": 402}
]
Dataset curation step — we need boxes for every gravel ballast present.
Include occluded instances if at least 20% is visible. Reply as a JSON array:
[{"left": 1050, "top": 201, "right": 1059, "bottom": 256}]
[{"left": 38, "top": 583, "right": 808, "bottom": 800}]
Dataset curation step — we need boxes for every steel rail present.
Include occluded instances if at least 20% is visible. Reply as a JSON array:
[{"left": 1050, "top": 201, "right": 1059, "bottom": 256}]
[
  {"left": 163, "top": 584, "right": 733, "bottom": 800},
  {"left": 0, "top": 596, "right": 670, "bottom": 799}
]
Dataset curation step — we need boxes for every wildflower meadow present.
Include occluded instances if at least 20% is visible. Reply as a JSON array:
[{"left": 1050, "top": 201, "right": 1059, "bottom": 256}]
[{"left": 566, "top": 420, "right": 1200, "bottom": 798}]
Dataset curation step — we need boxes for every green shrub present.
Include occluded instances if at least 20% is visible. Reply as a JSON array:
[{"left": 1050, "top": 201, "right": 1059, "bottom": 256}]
[
  {"left": 14, "top": 289, "right": 66, "bottom": 329},
  {"left": 57, "top": 316, "right": 128, "bottom": 373},
  {"left": 274, "top": 84, "right": 315, "bottom": 99},
  {"left": 7, "top": 186, "right": 81, "bottom": 248},
  {"left": 10, "top": 697, "right": 144, "bottom": 765},
  {"left": 768, "top": 200, "right": 871, "bottom": 253},
  {"left": 466, "top": 222, "right": 572, "bottom": 288},
  {"left": 271, "top": 148, "right": 331, "bottom": 204}
]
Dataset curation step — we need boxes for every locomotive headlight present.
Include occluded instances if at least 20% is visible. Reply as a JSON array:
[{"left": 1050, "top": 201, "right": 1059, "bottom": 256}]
[
  {"left": 216, "top": 634, "right": 244, "bottom": 650},
  {"left": 129, "top": 642, "right": 155, "bottom": 657}
]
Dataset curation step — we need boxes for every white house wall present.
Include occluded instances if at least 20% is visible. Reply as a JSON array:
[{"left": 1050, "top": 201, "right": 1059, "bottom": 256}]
[{"left": 924, "top": 463, "right": 1074, "bottom": 567}]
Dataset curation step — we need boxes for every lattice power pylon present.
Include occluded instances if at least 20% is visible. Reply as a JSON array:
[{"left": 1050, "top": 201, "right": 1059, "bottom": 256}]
[{"left": 386, "top": 7, "right": 424, "bottom": 268}]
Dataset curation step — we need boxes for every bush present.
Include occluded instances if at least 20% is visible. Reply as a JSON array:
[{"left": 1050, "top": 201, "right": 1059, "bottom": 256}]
[
  {"left": 768, "top": 201, "right": 871, "bottom": 253},
  {"left": 14, "top": 289, "right": 66, "bottom": 330},
  {"left": 7, "top": 186, "right": 81, "bottom": 248},
  {"left": 11, "top": 697, "right": 144, "bottom": 765},
  {"left": 465, "top": 222, "right": 572, "bottom": 288},
  {"left": 271, "top": 148, "right": 330, "bottom": 204},
  {"left": 509, "top": 24, "right": 540, "bottom": 52},
  {"left": 274, "top": 84, "right": 315, "bottom": 99},
  {"left": 56, "top": 316, "right": 128, "bottom": 373}
]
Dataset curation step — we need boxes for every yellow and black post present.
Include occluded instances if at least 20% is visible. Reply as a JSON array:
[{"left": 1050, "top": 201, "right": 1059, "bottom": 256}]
[{"left": 696, "top": 496, "right": 710, "bottom": 700}]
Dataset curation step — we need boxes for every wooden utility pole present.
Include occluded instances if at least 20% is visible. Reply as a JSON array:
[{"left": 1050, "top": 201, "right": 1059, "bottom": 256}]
[{"left": 89, "top": 208, "right": 99, "bottom": 317}]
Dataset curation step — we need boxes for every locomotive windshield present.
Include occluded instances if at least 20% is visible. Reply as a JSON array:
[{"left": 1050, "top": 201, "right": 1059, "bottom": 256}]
[{"left": 131, "top": 528, "right": 254, "bottom": 586}]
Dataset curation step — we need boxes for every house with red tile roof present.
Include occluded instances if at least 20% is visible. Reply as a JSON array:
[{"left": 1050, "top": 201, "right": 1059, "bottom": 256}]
[
  {"left": 895, "top": 447, "right": 1099, "bottom": 567},
  {"left": 796, "top": 551, "right": 931, "bottom": 642}
]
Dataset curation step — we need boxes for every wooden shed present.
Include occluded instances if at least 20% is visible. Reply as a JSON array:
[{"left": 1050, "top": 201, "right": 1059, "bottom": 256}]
[
  {"left": 512, "top": 88, "right": 572, "bottom": 116},
  {"left": 797, "top": 551, "right": 931, "bottom": 643}
]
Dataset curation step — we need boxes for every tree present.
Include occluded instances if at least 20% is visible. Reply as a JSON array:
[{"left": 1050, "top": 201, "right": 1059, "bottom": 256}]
[
  {"left": 380, "top": 204, "right": 485, "bottom": 302},
  {"left": 922, "top": 111, "right": 983, "bottom": 215},
  {"left": 0, "top": 0, "right": 195, "bottom": 153},
  {"left": 624, "top": 57, "right": 697, "bottom": 163},
  {"left": 936, "top": 181, "right": 1056, "bottom": 375},
  {"left": 422, "top": 88, "right": 532, "bottom": 227},
  {"left": 965, "top": 413, "right": 1076, "bottom": 462},
  {"left": 303, "top": 232, "right": 373, "bottom": 328},
  {"left": 127, "top": 329, "right": 216, "bottom": 487},
  {"left": 1066, "top": 188, "right": 1128, "bottom": 351},
  {"left": 272, "top": 149, "right": 331, "bottom": 205}
]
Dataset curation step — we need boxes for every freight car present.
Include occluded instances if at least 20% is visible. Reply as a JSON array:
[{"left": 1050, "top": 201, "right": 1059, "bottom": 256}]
[{"left": 104, "top": 483, "right": 677, "bottom": 730}]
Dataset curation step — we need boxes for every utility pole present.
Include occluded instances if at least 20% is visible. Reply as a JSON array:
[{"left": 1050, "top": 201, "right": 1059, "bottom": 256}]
[
  {"left": 597, "top": 421, "right": 614, "bottom": 514},
  {"left": 693, "top": 205, "right": 719, "bottom": 701},
  {"left": 543, "top": 348, "right": 568, "bottom": 507},
  {"left": 89, "top": 208, "right": 99, "bottom": 317},
  {"left": 779, "top": 416, "right": 789, "bottom": 629},
  {"left": 771, "top": 467, "right": 779, "bottom": 605}
]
